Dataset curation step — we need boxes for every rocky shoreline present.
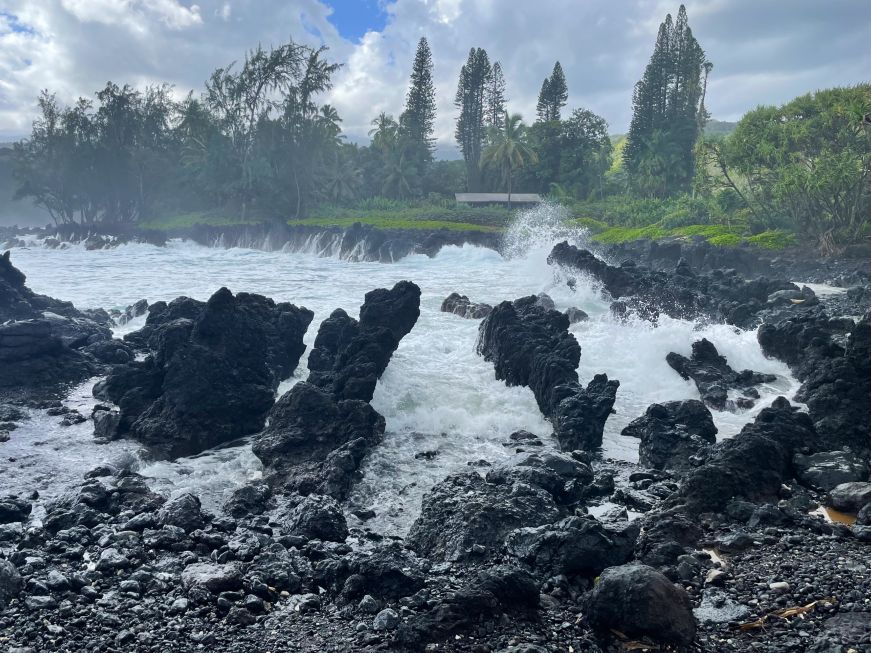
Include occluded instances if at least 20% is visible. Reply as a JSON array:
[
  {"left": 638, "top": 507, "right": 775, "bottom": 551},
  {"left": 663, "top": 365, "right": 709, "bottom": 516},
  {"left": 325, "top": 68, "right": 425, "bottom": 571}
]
[
  {"left": 3, "top": 221, "right": 871, "bottom": 286},
  {"left": 1, "top": 241, "right": 870, "bottom": 652}
]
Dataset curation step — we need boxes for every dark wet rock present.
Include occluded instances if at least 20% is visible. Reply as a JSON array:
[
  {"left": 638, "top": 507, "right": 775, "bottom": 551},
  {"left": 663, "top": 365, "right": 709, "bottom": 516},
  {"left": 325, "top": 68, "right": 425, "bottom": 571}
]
[
  {"left": 0, "top": 319, "right": 97, "bottom": 391},
  {"left": 223, "top": 483, "right": 273, "bottom": 518},
  {"left": 622, "top": 400, "right": 717, "bottom": 471},
  {"left": 396, "top": 566, "right": 539, "bottom": 648},
  {"left": 477, "top": 294, "right": 618, "bottom": 451},
  {"left": 0, "top": 558, "right": 22, "bottom": 606},
  {"left": 0, "top": 495, "right": 32, "bottom": 524},
  {"left": 180, "top": 562, "right": 243, "bottom": 593},
  {"left": 118, "top": 299, "right": 149, "bottom": 325},
  {"left": 759, "top": 309, "right": 871, "bottom": 450},
  {"left": 81, "top": 338, "right": 134, "bottom": 365},
  {"left": 252, "top": 382, "right": 385, "bottom": 498},
  {"left": 565, "top": 307, "right": 589, "bottom": 324},
  {"left": 372, "top": 607, "right": 400, "bottom": 631},
  {"left": 548, "top": 241, "right": 798, "bottom": 328},
  {"left": 666, "top": 339, "right": 776, "bottom": 410},
  {"left": 858, "top": 502, "right": 871, "bottom": 525},
  {"left": 635, "top": 512, "right": 703, "bottom": 567},
  {"left": 91, "top": 407, "right": 121, "bottom": 440},
  {"left": 307, "top": 281, "right": 421, "bottom": 402},
  {"left": 156, "top": 493, "right": 206, "bottom": 532},
  {"left": 693, "top": 588, "right": 751, "bottom": 625},
  {"left": 1, "top": 250, "right": 95, "bottom": 324},
  {"left": 406, "top": 471, "right": 560, "bottom": 562},
  {"left": 440, "top": 292, "right": 493, "bottom": 319},
  {"left": 586, "top": 563, "right": 696, "bottom": 647},
  {"left": 794, "top": 450, "right": 869, "bottom": 492},
  {"left": 254, "top": 282, "right": 419, "bottom": 498},
  {"left": 673, "top": 397, "right": 817, "bottom": 514},
  {"left": 485, "top": 450, "right": 593, "bottom": 505},
  {"left": 828, "top": 482, "right": 871, "bottom": 513},
  {"left": 767, "top": 285, "right": 819, "bottom": 308},
  {"left": 277, "top": 494, "right": 348, "bottom": 542},
  {"left": 506, "top": 515, "right": 639, "bottom": 577},
  {"left": 342, "top": 543, "right": 427, "bottom": 601},
  {"left": 97, "top": 287, "right": 312, "bottom": 457}
]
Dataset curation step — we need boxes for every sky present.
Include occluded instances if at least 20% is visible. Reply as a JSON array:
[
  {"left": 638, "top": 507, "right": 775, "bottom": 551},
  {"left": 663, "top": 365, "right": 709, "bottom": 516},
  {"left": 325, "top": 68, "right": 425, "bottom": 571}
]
[{"left": 0, "top": 0, "right": 869, "bottom": 158}]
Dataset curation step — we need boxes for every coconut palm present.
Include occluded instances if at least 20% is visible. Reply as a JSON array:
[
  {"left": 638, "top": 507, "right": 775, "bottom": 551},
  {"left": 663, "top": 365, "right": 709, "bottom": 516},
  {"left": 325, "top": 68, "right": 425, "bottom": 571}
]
[
  {"left": 480, "top": 112, "right": 539, "bottom": 207},
  {"left": 319, "top": 150, "right": 361, "bottom": 203},
  {"left": 368, "top": 112, "right": 399, "bottom": 155},
  {"left": 381, "top": 145, "right": 414, "bottom": 199}
]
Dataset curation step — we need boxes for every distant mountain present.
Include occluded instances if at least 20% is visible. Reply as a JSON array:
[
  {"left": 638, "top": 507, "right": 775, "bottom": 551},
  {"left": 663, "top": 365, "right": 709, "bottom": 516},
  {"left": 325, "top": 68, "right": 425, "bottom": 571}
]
[{"left": 705, "top": 119, "right": 737, "bottom": 136}]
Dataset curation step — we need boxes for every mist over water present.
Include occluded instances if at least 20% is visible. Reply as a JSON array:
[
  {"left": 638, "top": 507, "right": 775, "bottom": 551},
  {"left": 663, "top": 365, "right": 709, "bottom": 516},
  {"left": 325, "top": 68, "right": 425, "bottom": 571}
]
[{"left": 5, "top": 205, "right": 801, "bottom": 533}]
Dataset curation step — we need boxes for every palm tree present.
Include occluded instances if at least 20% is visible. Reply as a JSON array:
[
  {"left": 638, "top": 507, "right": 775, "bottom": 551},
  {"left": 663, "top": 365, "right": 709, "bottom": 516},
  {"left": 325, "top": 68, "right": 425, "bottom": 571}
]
[
  {"left": 319, "top": 150, "right": 361, "bottom": 203},
  {"left": 381, "top": 145, "right": 413, "bottom": 199},
  {"left": 480, "top": 112, "right": 538, "bottom": 208},
  {"left": 368, "top": 112, "right": 399, "bottom": 155}
]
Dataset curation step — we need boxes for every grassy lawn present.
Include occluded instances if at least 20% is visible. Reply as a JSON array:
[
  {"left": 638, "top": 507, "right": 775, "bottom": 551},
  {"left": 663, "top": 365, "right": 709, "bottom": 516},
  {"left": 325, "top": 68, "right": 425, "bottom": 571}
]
[
  {"left": 138, "top": 211, "right": 256, "bottom": 231},
  {"left": 571, "top": 218, "right": 795, "bottom": 250},
  {"left": 140, "top": 206, "right": 796, "bottom": 250}
]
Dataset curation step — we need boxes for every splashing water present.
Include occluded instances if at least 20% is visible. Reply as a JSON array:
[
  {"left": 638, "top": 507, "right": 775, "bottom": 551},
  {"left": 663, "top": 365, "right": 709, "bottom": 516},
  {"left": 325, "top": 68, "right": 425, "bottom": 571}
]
[{"left": 4, "top": 205, "right": 802, "bottom": 531}]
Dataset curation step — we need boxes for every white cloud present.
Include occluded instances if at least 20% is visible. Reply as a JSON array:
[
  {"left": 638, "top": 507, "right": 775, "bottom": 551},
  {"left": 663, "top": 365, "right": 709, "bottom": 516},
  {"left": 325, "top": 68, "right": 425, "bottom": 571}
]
[{"left": 1, "top": 0, "right": 869, "bottom": 152}]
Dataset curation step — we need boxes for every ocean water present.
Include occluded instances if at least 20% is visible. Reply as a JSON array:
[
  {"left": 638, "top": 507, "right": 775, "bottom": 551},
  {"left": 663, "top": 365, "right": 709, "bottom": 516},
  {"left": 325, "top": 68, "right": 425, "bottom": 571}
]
[{"left": 2, "top": 206, "right": 800, "bottom": 534}]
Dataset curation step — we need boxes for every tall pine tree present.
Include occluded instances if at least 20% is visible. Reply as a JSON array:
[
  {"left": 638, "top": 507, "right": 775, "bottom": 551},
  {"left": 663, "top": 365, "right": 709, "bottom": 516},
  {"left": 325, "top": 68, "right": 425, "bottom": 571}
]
[
  {"left": 454, "top": 47, "right": 491, "bottom": 191},
  {"left": 536, "top": 62, "right": 568, "bottom": 122},
  {"left": 401, "top": 37, "right": 436, "bottom": 167},
  {"left": 536, "top": 77, "right": 552, "bottom": 122},
  {"left": 485, "top": 62, "right": 507, "bottom": 130},
  {"left": 624, "top": 5, "right": 708, "bottom": 197}
]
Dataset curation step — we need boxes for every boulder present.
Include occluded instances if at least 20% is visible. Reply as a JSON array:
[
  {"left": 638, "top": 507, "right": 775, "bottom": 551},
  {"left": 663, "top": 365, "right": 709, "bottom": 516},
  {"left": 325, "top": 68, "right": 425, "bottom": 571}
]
[
  {"left": 0, "top": 495, "right": 32, "bottom": 524},
  {"left": 0, "top": 559, "right": 22, "bottom": 607},
  {"left": 565, "top": 307, "right": 589, "bottom": 324},
  {"left": 97, "top": 287, "right": 312, "bottom": 457},
  {"left": 180, "top": 562, "right": 243, "bottom": 593},
  {"left": 673, "top": 397, "right": 817, "bottom": 514},
  {"left": 794, "top": 451, "right": 869, "bottom": 492},
  {"left": 156, "top": 493, "right": 206, "bottom": 532},
  {"left": 622, "top": 400, "right": 717, "bottom": 471},
  {"left": 0, "top": 319, "right": 97, "bottom": 390},
  {"left": 477, "top": 295, "right": 618, "bottom": 451},
  {"left": 586, "top": 563, "right": 696, "bottom": 647},
  {"left": 223, "top": 483, "right": 273, "bottom": 518},
  {"left": 440, "top": 293, "right": 493, "bottom": 319},
  {"left": 252, "top": 382, "right": 385, "bottom": 498},
  {"left": 406, "top": 471, "right": 560, "bottom": 562},
  {"left": 666, "top": 339, "right": 775, "bottom": 410},
  {"left": 277, "top": 494, "right": 348, "bottom": 542},
  {"left": 828, "top": 482, "right": 871, "bottom": 513},
  {"left": 506, "top": 516, "right": 638, "bottom": 577},
  {"left": 485, "top": 450, "right": 593, "bottom": 505}
]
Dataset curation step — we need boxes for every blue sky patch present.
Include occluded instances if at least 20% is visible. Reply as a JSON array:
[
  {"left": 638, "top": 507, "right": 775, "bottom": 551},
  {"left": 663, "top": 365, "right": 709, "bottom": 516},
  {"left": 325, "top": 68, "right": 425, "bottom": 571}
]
[
  {"left": 326, "top": 0, "right": 387, "bottom": 42},
  {"left": 0, "top": 11, "right": 35, "bottom": 35}
]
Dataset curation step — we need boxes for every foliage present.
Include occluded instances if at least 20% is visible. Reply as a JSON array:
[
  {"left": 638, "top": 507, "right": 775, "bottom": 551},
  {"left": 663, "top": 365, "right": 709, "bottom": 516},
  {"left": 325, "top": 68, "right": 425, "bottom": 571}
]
[
  {"left": 624, "top": 5, "right": 709, "bottom": 197},
  {"left": 536, "top": 62, "right": 568, "bottom": 123},
  {"left": 707, "top": 84, "right": 871, "bottom": 248},
  {"left": 454, "top": 47, "right": 492, "bottom": 191},
  {"left": 484, "top": 62, "right": 507, "bottom": 130},
  {"left": 14, "top": 85, "right": 179, "bottom": 224},
  {"left": 400, "top": 37, "right": 437, "bottom": 168},
  {"left": 480, "top": 113, "right": 539, "bottom": 201}
]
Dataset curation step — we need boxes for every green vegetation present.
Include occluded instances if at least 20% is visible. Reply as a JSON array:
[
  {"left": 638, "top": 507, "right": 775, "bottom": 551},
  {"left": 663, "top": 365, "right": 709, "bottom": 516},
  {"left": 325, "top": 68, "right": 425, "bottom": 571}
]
[{"left": 8, "top": 3, "right": 868, "bottom": 252}]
